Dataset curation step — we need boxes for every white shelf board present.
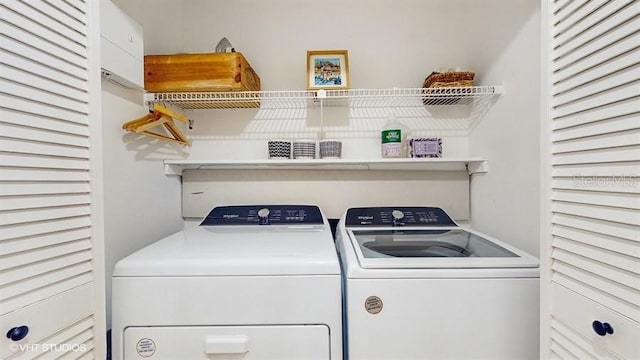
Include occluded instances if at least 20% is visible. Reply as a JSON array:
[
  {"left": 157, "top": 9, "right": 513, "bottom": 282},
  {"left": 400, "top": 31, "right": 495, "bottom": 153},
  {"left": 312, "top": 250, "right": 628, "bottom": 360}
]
[{"left": 163, "top": 158, "right": 489, "bottom": 176}]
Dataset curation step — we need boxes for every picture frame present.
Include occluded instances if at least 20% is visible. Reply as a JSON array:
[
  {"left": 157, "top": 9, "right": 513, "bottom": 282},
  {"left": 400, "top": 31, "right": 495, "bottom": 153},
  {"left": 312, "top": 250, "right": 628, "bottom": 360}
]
[{"left": 306, "top": 50, "right": 350, "bottom": 90}]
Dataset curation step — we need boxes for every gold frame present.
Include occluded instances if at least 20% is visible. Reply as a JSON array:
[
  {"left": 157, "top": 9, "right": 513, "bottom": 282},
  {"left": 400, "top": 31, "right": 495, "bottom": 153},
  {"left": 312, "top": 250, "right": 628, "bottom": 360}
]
[{"left": 306, "top": 50, "right": 350, "bottom": 90}]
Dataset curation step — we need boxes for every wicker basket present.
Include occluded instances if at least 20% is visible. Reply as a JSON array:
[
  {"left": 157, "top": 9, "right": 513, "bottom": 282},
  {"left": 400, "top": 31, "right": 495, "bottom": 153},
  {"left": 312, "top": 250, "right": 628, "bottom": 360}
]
[
  {"left": 423, "top": 71, "right": 475, "bottom": 88},
  {"left": 430, "top": 79, "right": 474, "bottom": 88},
  {"left": 422, "top": 71, "right": 475, "bottom": 105}
]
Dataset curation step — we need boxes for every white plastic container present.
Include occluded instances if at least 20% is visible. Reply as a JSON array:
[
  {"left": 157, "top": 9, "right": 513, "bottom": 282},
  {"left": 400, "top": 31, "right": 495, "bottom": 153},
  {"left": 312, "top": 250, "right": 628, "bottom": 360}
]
[{"left": 381, "top": 113, "right": 406, "bottom": 158}]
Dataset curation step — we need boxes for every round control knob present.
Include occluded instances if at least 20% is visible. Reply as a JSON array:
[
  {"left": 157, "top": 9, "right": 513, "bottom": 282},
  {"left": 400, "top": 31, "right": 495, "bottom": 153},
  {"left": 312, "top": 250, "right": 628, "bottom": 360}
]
[
  {"left": 257, "top": 208, "right": 270, "bottom": 225},
  {"left": 391, "top": 210, "right": 404, "bottom": 226},
  {"left": 592, "top": 321, "right": 614, "bottom": 336},
  {"left": 6, "top": 325, "right": 29, "bottom": 341},
  {"left": 391, "top": 210, "right": 404, "bottom": 220}
]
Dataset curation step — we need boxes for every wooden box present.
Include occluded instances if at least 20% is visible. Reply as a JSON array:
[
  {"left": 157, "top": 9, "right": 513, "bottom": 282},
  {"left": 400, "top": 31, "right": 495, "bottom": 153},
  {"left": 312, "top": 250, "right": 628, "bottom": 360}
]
[{"left": 144, "top": 52, "right": 260, "bottom": 92}]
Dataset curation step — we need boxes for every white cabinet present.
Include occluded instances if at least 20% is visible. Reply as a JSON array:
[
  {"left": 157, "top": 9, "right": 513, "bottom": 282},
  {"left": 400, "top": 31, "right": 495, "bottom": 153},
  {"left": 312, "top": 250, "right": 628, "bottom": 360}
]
[
  {"left": 0, "top": 285, "right": 95, "bottom": 358},
  {"left": 551, "top": 284, "right": 640, "bottom": 359},
  {"left": 0, "top": 0, "right": 105, "bottom": 358},
  {"left": 541, "top": 0, "right": 640, "bottom": 358},
  {"left": 100, "top": 0, "right": 144, "bottom": 89}
]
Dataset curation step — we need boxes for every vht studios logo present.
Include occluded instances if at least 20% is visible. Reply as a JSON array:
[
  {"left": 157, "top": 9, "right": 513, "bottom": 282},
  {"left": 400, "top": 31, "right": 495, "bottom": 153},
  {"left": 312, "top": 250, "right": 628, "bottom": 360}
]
[{"left": 9, "top": 343, "right": 87, "bottom": 353}]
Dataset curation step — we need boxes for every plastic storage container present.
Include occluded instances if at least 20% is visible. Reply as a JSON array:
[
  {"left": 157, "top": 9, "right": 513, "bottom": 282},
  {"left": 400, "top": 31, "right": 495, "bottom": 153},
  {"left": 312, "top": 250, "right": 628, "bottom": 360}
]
[{"left": 381, "top": 113, "right": 406, "bottom": 158}]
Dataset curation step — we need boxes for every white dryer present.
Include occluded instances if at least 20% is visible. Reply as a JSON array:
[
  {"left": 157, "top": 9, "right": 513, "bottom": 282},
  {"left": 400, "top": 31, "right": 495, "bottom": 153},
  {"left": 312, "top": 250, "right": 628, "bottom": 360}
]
[
  {"left": 336, "top": 206, "right": 540, "bottom": 360},
  {"left": 112, "top": 205, "right": 342, "bottom": 360}
]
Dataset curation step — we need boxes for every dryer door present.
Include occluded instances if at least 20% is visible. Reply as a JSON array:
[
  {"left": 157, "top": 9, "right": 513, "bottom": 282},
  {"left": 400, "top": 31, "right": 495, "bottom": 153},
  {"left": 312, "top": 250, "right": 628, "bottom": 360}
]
[{"left": 124, "top": 325, "right": 330, "bottom": 359}]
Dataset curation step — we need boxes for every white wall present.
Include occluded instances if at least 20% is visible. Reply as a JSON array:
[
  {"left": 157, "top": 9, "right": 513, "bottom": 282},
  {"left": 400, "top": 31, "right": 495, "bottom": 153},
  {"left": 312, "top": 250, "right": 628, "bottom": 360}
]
[
  {"left": 468, "top": 0, "right": 541, "bottom": 256},
  {"left": 101, "top": 82, "right": 184, "bottom": 328},
  {"left": 177, "top": 0, "right": 487, "bottom": 90},
  {"left": 114, "top": 0, "right": 541, "bottom": 250}
]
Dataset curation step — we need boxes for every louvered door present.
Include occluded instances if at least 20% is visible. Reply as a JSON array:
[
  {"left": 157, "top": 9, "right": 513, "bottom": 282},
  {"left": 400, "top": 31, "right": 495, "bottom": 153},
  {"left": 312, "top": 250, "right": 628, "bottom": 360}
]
[
  {"left": 544, "top": 0, "right": 640, "bottom": 358},
  {"left": 0, "top": 0, "right": 105, "bottom": 359}
]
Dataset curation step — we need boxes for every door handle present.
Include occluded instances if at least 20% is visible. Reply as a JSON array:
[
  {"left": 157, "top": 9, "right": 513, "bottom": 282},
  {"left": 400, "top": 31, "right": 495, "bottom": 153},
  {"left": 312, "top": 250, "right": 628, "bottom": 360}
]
[
  {"left": 205, "top": 335, "right": 249, "bottom": 354},
  {"left": 592, "top": 320, "right": 614, "bottom": 336},
  {"left": 6, "top": 326, "right": 29, "bottom": 341}
]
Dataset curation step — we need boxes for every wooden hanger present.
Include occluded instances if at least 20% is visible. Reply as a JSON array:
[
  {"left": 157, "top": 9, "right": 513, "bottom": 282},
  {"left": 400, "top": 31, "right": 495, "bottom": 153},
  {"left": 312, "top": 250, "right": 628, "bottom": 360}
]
[{"left": 122, "top": 104, "right": 191, "bottom": 145}]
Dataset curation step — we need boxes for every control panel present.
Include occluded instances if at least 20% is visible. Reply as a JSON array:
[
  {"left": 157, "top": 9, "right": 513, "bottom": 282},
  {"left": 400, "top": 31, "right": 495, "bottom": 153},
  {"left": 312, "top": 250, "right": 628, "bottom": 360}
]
[
  {"left": 200, "top": 205, "right": 324, "bottom": 226},
  {"left": 344, "top": 207, "right": 456, "bottom": 227}
]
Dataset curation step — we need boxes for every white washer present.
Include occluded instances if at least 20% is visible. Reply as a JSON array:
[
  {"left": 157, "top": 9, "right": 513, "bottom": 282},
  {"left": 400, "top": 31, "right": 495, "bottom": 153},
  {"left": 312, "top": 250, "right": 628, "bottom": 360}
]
[
  {"left": 336, "top": 206, "right": 540, "bottom": 360},
  {"left": 112, "top": 205, "right": 342, "bottom": 360}
]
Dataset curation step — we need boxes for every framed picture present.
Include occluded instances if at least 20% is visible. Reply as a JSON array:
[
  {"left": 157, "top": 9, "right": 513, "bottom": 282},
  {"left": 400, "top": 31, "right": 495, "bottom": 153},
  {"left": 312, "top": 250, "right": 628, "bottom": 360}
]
[{"left": 307, "top": 50, "right": 350, "bottom": 90}]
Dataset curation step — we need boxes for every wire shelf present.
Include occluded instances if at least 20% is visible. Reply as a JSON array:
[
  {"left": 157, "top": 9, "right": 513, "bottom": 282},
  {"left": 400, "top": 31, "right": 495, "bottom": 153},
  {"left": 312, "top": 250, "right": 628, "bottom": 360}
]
[{"left": 147, "top": 86, "right": 503, "bottom": 110}]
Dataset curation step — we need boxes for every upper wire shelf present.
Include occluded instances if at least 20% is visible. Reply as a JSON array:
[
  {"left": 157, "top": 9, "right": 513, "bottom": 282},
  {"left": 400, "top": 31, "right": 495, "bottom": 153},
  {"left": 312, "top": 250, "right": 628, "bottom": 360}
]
[{"left": 146, "top": 86, "right": 504, "bottom": 110}]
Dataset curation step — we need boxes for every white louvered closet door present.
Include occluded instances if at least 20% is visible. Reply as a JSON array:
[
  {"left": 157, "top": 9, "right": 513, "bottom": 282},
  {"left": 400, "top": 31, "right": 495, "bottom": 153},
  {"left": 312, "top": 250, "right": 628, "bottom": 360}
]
[
  {"left": 0, "top": 0, "right": 105, "bottom": 359},
  {"left": 544, "top": 0, "right": 640, "bottom": 359}
]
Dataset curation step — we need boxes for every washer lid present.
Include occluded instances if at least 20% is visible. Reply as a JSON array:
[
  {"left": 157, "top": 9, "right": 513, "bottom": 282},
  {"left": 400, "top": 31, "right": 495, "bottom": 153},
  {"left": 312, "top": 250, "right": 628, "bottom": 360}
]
[
  {"left": 348, "top": 228, "right": 539, "bottom": 269},
  {"left": 113, "top": 224, "right": 340, "bottom": 277}
]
